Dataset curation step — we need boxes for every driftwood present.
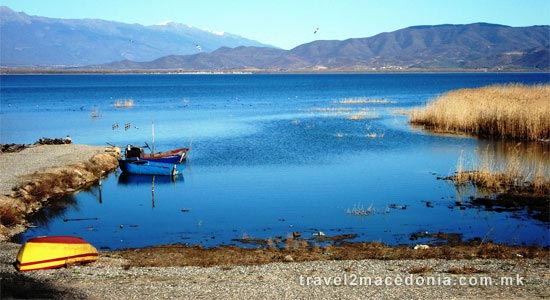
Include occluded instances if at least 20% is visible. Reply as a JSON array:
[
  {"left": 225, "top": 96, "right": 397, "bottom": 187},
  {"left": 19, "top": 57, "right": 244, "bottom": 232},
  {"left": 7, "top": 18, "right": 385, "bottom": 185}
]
[
  {"left": 1, "top": 137, "right": 73, "bottom": 154},
  {"left": 34, "top": 137, "right": 72, "bottom": 145},
  {"left": 0, "top": 143, "right": 28, "bottom": 153}
]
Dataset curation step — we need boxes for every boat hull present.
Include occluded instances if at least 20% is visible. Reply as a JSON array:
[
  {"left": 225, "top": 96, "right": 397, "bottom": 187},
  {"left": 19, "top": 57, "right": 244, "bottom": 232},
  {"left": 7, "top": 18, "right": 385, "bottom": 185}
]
[
  {"left": 141, "top": 148, "right": 188, "bottom": 163},
  {"left": 140, "top": 153, "right": 186, "bottom": 164},
  {"left": 126, "top": 146, "right": 188, "bottom": 164},
  {"left": 119, "top": 159, "right": 182, "bottom": 175},
  {"left": 15, "top": 236, "right": 98, "bottom": 272}
]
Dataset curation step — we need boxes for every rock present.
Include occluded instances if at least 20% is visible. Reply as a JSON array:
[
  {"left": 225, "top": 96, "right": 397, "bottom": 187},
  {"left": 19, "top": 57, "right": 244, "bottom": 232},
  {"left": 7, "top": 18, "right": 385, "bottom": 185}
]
[
  {"left": 292, "top": 231, "right": 301, "bottom": 238},
  {"left": 284, "top": 255, "right": 294, "bottom": 262}
]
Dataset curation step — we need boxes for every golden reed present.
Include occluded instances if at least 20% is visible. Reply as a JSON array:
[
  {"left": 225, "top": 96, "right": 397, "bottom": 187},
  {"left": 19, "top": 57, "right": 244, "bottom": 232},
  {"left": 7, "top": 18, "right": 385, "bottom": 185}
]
[{"left": 409, "top": 84, "right": 550, "bottom": 141}]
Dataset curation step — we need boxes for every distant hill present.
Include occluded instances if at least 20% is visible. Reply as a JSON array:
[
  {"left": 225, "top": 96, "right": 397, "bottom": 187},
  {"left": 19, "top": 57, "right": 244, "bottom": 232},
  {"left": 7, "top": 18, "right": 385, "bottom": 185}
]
[
  {"left": 97, "top": 23, "right": 550, "bottom": 72},
  {"left": 0, "top": 6, "right": 273, "bottom": 67}
]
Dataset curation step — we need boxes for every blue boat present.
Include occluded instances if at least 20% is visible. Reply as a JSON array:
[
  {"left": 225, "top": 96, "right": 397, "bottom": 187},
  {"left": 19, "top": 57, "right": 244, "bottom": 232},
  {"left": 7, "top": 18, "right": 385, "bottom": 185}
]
[
  {"left": 118, "top": 159, "right": 183, "bottom": 176},
  {"left": 124, "top": 145, "right": 188, "bottom": 164}
]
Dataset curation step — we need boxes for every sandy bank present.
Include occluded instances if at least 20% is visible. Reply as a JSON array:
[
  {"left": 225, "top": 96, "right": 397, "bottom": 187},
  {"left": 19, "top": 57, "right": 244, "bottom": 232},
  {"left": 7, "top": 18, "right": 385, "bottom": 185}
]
[{"left": 0, "top": 144, "right": 120, "bottom": 240}]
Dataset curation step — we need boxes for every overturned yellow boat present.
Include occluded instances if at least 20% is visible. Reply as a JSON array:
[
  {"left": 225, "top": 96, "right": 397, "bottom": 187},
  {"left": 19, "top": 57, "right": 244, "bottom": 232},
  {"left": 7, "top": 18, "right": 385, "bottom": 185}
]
[{"left": 15, "top": 236, "right": 98, "bottom": 272}]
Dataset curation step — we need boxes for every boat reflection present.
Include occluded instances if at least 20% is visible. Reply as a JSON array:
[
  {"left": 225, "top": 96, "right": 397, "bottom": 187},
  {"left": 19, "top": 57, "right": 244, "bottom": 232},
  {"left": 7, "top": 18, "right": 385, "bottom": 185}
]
[
  {"left": 118, "top": 173, "right": 184, "bottom": 185},
  {"left": 117, "top": 173, "right": 184, "bottom": 208}
]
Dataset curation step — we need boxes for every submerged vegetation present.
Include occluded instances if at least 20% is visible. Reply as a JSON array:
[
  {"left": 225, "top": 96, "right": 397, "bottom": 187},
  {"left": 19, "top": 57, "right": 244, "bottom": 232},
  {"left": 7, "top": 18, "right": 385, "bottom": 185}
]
[
  {"left": 410, "top": 84, "right": 550, "bottom": 141},
  {"left": 452, "top": 144, "right": 550, "bottom": 195},
  {"left": 114, "top": 239, "right": 549, "bottom": 268},
  {"left": 445, "top": 143, "right": 550, "bottom": 222},
  {"left": 347, "top": 108, "right": 379, "bottom": 121},
  {"left": 113, "top": 98, "right": 134, "bottom": 108},
  {"left": 336, "top": 97, "right": 395, "bottom": 105},
  {"left": 305, "top": 96, "right": 394, "bottom": 122},
  {"left": 410, "top": 84, "right": 550, "bottom": 222}
]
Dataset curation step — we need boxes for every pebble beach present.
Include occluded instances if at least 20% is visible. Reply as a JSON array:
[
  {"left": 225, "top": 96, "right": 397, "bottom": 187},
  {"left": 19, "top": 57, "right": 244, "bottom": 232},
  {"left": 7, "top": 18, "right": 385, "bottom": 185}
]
[{"left": 1, "top": 242, "right": 549, "bottom": 299}]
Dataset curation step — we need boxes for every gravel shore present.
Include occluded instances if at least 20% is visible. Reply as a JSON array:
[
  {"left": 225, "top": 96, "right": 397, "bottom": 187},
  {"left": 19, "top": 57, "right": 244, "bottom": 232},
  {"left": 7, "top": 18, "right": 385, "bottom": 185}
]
[
  {"left": 1, "top": 242, "right": 548, "bottom": 300},
  {"left": 0, "top": 144, "right": 108, "bottom": 196},
  {"left": 0, "top": 144, "right": 119, "bottom": 240}
]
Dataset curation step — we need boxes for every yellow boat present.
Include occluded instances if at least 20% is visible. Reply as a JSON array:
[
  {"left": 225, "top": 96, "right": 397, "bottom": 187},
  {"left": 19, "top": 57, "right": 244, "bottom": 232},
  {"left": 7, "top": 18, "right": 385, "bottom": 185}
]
[{"left": 15, "top": 236, "right": 98, "bottom": 272}]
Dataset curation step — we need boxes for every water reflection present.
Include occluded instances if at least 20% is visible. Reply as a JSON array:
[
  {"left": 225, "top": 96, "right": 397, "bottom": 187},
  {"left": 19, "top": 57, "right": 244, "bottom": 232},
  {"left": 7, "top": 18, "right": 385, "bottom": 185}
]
[
  {"left": 12, "top": 194, "right": 80, "bottom": 244},
  {"left": 472, "top": 139, "right": 550, "bottom": 180},
  {"left": 451, "top": 139, "right": 550, "bottom": 223},
  {"left": 24, "top": 195, "right": 79, "bottom": 228},
  {"left": 118, "top": 173, "right": 184, "bottom": 208},
  {"left": 118, "top": 173, "right": 183, "bottom": 186}
]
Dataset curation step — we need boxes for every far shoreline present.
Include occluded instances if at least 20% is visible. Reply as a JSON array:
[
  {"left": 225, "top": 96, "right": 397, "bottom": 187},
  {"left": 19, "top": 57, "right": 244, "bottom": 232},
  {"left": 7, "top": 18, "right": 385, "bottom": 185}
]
[{"left": 1, "top": 68, "right": 548, "bottom": 75}]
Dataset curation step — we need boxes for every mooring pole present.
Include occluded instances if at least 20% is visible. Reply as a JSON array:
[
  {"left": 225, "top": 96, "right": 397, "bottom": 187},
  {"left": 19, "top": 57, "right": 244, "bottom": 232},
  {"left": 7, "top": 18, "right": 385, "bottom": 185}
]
[{"left": 152, "top": 119, "right": 155, "bottom": 154}]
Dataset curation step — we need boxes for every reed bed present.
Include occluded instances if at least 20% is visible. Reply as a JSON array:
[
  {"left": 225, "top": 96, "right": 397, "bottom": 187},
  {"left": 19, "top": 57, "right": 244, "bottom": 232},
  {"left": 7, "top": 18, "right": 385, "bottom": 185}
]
[
  {"left": 336, "top": 97, "right": 395, "bottom": 104},
  {"left": 113, "top": 98, "right": 134, "bottom": 108},
  {"left": 452, "top": 144, "right": 550, "bottom": 195},
  {"left": 365, "top": 132, "right": 385, "bottom": 139},
  {"left": 0, "top": 205, "right": 19, "bottom": 227},
  {"left": 347, "top": 108, "right": 379, "bottom": 121},
  {"left": 305, "top": 107, "right": 380, "bottom": 120},
  {"left": 306, "top": 107, "right": 352, "bottom": 112},
  {"left": 91, "top": 107, "right": 99, "bottom": 119},
  {"left": 410, "top": 84, "right": 550, "bottom": 141}
]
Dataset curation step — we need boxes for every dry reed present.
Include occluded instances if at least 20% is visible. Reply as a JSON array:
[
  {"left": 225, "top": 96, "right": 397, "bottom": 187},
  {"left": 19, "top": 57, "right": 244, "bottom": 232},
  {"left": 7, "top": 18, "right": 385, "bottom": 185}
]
[
  {"left": 115, "top": 241, "right": 549, "bottom": 268},
  {"left": 366, "top": 132, "right": 385, "bottom": 139},
  {"left": 91, "top": 107, "right": 99, "bottom": 119},
  {"left": 0, "top": 205, "right": 19, "bottom": 227},
  {"left": 410, "top": 84, "right": 550, "bottom": 141},
  {"left": 113, "top": 99, "right": 134, "bottom": 108},
  {"left": 336, "top": 98, "right": 395, "bottom": 104},
  {"left": 347, "top": 109, "right": 379, "bottom": 121},
  {"left": 452, "top": 144, "right": 550, "bottom": 195}
]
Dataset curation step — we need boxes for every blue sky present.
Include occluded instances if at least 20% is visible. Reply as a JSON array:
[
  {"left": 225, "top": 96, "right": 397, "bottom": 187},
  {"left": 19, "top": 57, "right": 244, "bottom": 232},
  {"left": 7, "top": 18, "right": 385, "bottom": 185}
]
[{"left": 2, "top": 0, "right": 549, "bottom": 49}]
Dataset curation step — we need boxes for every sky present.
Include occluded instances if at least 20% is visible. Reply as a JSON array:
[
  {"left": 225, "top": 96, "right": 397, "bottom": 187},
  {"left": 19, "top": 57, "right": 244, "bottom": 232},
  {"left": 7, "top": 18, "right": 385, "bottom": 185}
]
[{"left": 2, "top": 0, "right": 549, "bottom": 49}]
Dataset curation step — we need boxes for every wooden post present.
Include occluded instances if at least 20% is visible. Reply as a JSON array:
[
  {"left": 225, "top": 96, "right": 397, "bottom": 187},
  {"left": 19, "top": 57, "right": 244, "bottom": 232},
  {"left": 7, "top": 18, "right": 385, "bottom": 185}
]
[
  {"left": 151, "top": 176, "right": 155, "bottom": 208},
  {"left": 151, "top": 119, "right": 155, "bottom": 154}
]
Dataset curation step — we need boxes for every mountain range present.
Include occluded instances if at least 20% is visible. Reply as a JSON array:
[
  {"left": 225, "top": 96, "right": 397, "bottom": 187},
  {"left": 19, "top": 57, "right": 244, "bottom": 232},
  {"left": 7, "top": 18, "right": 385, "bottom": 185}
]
[
  {"left": 1, "top": 6, "right": 548, "bottom": 71},
  {"left": 99, "top": 23, "right": 549, "bottom": 72},
  {"left": 0, "top": 6, "right": 272, "bottom": 67}
]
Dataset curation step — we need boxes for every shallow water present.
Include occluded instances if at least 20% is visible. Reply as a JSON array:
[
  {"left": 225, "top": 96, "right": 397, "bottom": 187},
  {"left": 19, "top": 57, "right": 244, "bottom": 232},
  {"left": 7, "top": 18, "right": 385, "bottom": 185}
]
[{"left": 1, "top": 73, "right": 548, "bottom": 249}]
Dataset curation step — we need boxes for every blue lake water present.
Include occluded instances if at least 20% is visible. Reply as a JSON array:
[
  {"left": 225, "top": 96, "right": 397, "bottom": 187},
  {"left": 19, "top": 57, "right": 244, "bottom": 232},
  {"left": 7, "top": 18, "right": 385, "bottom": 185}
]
[{"left": 1, "top": 73, "right": 549, "bottom": 249}]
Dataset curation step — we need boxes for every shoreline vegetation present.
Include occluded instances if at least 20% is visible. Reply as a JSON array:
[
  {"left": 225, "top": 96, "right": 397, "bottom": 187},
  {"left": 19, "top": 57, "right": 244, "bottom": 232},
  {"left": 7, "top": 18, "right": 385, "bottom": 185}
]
[
  {"left": 410, "top": 84, "right": 550, "bottom": 222},
  {"left": 410, "top": 84, "right": 550, "bottom": 141},
  {"left": 0, "top": 144, "right": 120, "bottom": 240},
  {"left": 1, "top": 69, "right": 548, "bottom": 75},
  {"left": 114, "top": 240, "right": 549, "bottom": 268},
  {"left": 451, "top": 144, "right": 550, "bottom": 195},
  {"left": 446, "top": 144, "right": 550, "bottom": 222}
]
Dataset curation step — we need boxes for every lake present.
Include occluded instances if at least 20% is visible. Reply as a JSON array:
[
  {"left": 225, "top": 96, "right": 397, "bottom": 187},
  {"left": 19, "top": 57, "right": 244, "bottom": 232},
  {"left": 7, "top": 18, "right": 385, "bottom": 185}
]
[{"left": 1, "top": 73, "right": 548, "bottom": 249}]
